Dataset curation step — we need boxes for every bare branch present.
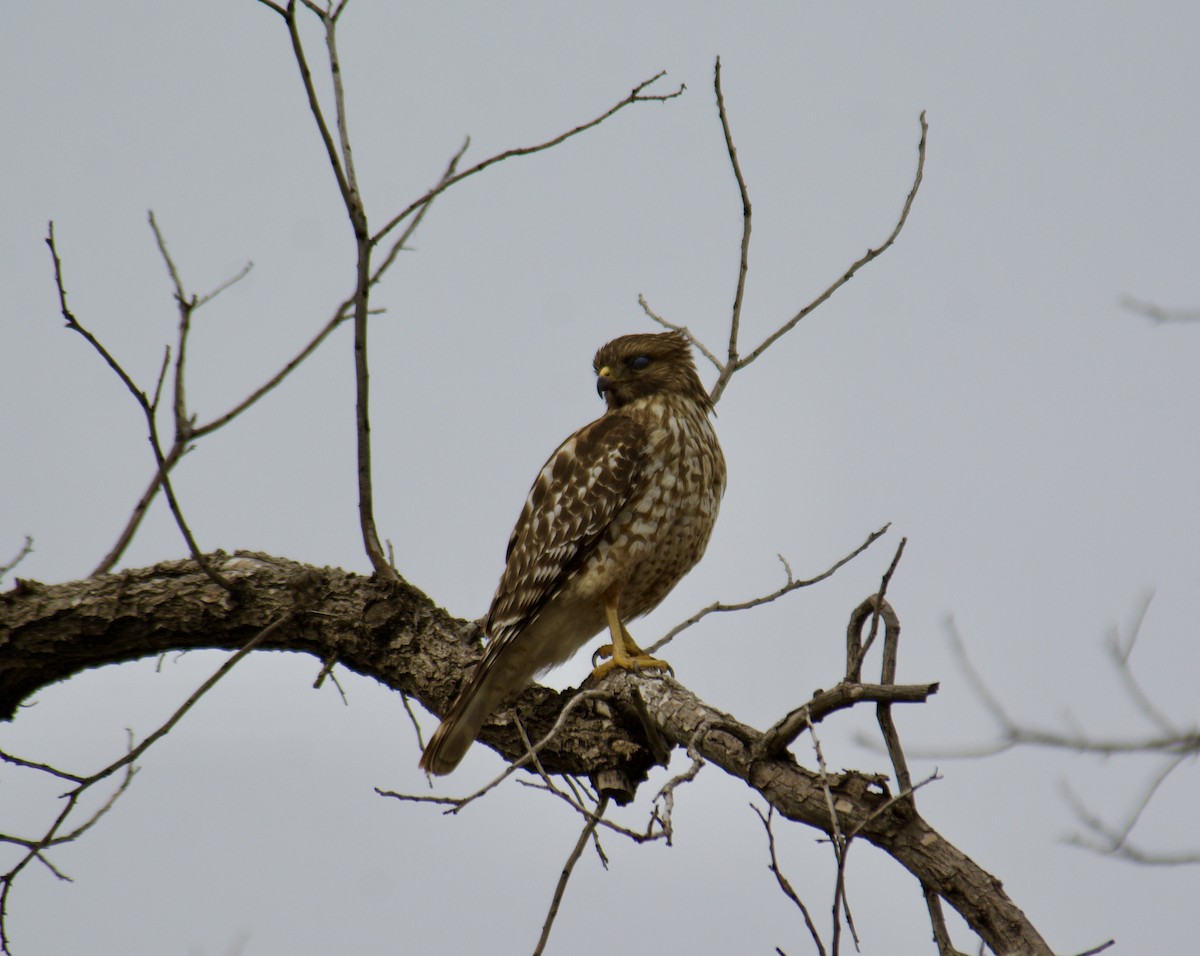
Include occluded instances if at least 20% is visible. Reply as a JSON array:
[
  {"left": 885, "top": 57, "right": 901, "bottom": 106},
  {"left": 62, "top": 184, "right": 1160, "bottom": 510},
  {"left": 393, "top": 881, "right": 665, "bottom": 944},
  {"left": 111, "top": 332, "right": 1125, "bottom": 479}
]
[
  {"left": 282, "top": 1, "right": 352, "bottom": 210},
  {"left": 533, "top": 796, "right": 609, "bottom": 956},
  {"left": 0, "top": 538, "right": 34, "bottom": 581},
  {"left": 379, "top": 689, "right": 613, "bottom": 814},
  {"left": 1061, "top": 756, "right": 1199, "bottom": 865},
  {"left": 940, "top": 618, "right": 1199, "bottom": 757},
  {"left": 805, "top": 714, "right": 857, "bottom": 954},
  {"left": 46, "top": 222, "right": 149, "bottom": 408},
  {"left": 711, "top": 55, "right": 752, "bottom": 405},
  {"left": 2, "top": 556, "right": 1062, "bottom": 955},
  {"left": 758, "top": 680, "right": 938, "bottom": 761},
  {"left": 194, "top": 303, "right": 353, "bottom": 438},
  {"left": 639, "top": 294, "right": 724, "bottom": 372},
  {"left": 1105, "top": 592, "right": 1177, "bottom": 736},
  {"left": 853, "top": 564, "right": 960, "bottom": 956},
  {"left": 1070, "top": 942, "right": 1117, "bottom": 956},
  {"left": 321, "top": 9, "right": 360, "bottom": 202},
  {"left": 193, "top": 260, "right": 255, "bottom": 309},
  {"left": 650, "top": 523, "right": 889, "bottom": 654},
  {"left": 735, "top": 112, "right": 929, "bottom": 380},
  {"left": 47, "top": 221, "right": 230, "bottom": 587},
  {"left": 751, "top": 803, "right": 827, "bottom": 956},
  {"left": 845, "top": 537, "right": 906, "bottom": 682},
  {"left": 369, "top": 138, "right": 472, "bottom": 289},
  {"left": 371, "top": 71, "right": 684, "bottom": 246},
  {"left": 922, "top": 613, "right": 1200, "bottom": 871},
  {"left": 1120, "top": 293, "right": 1200, "bottom": 324}
]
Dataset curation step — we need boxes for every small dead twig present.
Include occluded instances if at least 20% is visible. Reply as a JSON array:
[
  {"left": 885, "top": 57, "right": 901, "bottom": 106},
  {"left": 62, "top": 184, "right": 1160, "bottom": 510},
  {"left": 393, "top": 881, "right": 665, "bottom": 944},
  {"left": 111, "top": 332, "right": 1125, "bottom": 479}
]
[
  {"left": 1120, "top": 294, "right": 1200, "bottom": 325},
  {"left": 751, "top": 803, "right": 827, "bottom": 956},
  {"left": 804, "top": 714, "right": 857, "bottom": 954},
  {"left": 711, "top": 55, "right": 752, "bottom": 404},
  {"left": 0, "top": 538, "right": 34, "bottom": 581},
  {"left": 369, "top": 71, "right": 685, "bottom": 247},
  {"left": 532, "top": 796, "right": 610, "bottom": 956},
  {"left": 379, "top": 689, "right": 611, "bottom": 814},
  {"left": 650, "top": 523, "right": 889, "bottom": 654}
]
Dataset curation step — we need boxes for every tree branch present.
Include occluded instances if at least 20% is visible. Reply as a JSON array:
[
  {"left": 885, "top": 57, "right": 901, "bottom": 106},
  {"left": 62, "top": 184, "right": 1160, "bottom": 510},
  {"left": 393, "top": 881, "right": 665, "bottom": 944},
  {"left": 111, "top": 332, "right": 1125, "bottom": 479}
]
[
  {"left": 0, "top": 555, "right": 1055, "bottom": 955},
  {"left": 370, "top": 71, "right": 684, "bottom": 247}
]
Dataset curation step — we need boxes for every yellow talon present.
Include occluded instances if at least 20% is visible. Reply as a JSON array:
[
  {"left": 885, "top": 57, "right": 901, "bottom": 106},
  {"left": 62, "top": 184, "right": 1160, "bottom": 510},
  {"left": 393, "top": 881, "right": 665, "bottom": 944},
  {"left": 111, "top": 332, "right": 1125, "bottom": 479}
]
[{"left": 590, "top": 598, "right": 674, "bottom": 680}]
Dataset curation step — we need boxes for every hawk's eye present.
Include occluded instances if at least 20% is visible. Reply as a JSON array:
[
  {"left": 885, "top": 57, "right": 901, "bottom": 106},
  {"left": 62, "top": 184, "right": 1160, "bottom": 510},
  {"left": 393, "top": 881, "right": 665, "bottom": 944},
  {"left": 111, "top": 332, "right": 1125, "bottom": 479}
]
[{"left": 630, "top": 355, "right": 652, "bottom": 371}]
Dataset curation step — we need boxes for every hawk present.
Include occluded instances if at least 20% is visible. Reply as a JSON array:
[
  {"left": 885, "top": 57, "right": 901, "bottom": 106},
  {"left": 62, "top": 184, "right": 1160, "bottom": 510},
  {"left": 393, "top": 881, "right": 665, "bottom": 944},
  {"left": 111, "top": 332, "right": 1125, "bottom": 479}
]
[{"left": 419, "top": 331, "right": 726, "bottom": 775}]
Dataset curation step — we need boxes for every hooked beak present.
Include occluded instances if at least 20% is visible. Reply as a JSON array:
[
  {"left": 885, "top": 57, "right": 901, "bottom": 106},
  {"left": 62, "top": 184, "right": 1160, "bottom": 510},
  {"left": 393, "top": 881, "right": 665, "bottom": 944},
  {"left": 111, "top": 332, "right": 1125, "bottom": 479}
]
[{"left": 596, "top": 365, "right": 614, "bottom": 399}]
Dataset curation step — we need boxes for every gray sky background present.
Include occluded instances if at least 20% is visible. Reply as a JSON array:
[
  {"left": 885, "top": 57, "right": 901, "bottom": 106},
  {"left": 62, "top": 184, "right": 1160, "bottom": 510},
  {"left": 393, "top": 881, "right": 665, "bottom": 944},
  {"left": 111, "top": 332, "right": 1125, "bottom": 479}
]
[{"left": 3, "top": 2, "right": 1198, "bottom": 954}]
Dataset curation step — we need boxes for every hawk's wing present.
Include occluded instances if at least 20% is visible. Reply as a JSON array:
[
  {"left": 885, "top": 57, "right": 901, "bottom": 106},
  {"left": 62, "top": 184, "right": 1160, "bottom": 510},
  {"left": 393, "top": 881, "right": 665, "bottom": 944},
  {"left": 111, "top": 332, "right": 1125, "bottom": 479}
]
[{"left": 486, "top": 413, "right": 646, "bottom": 640}]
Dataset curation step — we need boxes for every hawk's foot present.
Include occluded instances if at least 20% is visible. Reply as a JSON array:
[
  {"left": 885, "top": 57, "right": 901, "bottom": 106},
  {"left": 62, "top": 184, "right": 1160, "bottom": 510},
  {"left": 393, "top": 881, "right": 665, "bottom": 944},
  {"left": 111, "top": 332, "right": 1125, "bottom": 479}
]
[{"left": 590, "top": 644, "right": 674, "bottom": 680}]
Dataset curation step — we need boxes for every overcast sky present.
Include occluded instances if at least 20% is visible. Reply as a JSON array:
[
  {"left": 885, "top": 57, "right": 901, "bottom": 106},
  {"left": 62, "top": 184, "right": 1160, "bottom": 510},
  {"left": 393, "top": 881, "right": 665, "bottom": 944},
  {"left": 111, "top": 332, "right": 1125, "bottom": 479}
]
[{"left": 3, "top": 2, "right": 1199, "bottom": 954}]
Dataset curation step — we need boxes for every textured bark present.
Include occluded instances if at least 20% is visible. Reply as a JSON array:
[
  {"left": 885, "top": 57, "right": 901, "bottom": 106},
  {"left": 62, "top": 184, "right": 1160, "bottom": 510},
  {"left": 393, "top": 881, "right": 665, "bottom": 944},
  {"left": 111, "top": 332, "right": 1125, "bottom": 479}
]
[
  {"left": 0, "top": 552, "right": 654, "bottom": 781},
  {"left": 0, "top": 552, "right": 1053, "bottom": 955}
]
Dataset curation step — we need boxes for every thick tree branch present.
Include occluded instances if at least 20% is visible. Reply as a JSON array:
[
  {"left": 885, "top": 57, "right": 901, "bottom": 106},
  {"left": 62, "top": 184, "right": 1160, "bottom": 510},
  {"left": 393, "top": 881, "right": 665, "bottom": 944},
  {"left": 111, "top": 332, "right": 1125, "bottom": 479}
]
[{"left": 0, "top": 555, "right": 1053, "bottom": 954}]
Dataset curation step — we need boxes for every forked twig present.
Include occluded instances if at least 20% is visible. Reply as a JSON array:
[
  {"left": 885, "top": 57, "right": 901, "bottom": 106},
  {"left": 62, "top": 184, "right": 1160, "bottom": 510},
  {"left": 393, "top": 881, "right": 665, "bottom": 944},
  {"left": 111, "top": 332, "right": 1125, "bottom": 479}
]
[{"left": 642, "top": 63, "right": 928, "bottom": 407}]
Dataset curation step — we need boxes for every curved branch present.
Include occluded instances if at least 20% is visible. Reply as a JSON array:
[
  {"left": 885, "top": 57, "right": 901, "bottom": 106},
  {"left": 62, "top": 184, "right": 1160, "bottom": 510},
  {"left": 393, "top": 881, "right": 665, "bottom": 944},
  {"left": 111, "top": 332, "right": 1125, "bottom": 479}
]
[{"left": 1, "top": 554, "right": 1053, "bottom": 954}]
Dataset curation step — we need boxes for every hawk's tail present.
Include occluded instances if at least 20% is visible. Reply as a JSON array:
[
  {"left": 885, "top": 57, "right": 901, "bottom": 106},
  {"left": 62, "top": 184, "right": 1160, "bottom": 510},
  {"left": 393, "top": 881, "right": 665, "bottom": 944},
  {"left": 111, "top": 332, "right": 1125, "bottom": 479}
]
[
  {"left": 418, "top": 637, "right": 530, "bottom": 775},
  {"left": 418, "top": 678, "right": 499, "bottom": 775}
]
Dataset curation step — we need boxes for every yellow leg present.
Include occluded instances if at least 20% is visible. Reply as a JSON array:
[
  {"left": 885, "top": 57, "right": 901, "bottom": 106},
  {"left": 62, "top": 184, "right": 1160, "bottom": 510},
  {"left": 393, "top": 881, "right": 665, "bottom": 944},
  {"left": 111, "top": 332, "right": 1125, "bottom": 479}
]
[{"left": 591, "top": 597, "right": 673, "bottom": 679}]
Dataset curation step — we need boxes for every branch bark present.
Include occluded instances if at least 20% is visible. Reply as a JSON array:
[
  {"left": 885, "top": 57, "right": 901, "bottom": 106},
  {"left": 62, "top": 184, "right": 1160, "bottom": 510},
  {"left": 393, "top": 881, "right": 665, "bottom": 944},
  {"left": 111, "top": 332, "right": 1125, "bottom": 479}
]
[{"left": 0, "top": 554, "right": 1052, "bottom": 955}]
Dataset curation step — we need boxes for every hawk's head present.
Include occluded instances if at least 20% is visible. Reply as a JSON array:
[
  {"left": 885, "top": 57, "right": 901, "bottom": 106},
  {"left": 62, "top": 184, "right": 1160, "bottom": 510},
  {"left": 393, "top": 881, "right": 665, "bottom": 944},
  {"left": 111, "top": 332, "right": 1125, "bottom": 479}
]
[{"left": 593, "top": 331, "right": 712, "bottom": 412}]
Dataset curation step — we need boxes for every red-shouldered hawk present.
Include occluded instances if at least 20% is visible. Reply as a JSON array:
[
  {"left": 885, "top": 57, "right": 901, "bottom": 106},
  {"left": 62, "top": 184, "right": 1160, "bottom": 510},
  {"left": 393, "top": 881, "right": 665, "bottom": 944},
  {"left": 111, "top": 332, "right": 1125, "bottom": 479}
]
[{"left": 419, "top": 331, "right": 725, "bottom": 775}]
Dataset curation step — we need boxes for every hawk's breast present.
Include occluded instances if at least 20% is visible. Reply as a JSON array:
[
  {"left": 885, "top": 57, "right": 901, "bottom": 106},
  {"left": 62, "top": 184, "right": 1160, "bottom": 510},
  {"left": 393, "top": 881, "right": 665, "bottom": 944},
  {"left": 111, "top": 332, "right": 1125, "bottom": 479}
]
[{"left": 574, "top": 393, "right": 725, "bottom": 617}]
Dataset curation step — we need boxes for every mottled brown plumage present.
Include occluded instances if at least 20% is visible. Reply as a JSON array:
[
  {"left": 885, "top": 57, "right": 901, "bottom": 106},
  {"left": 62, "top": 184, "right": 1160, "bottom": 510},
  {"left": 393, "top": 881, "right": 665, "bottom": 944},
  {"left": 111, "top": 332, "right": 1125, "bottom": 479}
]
[{"left": 419, "top": 331, "right": 725, "bottom": 775}]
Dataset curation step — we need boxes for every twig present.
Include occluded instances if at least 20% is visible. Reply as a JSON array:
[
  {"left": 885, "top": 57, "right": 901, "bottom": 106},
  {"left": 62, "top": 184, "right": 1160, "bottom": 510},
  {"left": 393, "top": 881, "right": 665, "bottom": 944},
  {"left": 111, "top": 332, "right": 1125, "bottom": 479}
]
[
  {"left": 751, "top": 803, "right": 827, "bottom": 956},
  {"left": 736, "top": 112, "right": 928, "bottom": 376},
  {"left": 397, "top": 691, "right": 426, "bottom": 752},
  {"left": 371, "top": 71, "right": 685, "bottom": 246},
  {"left": 46, "top": 222, "right": 146, "bottom": 406},
  {"left": 1106, "top": 592, "right": 1176, "bottom": 735},
  {"left": 845, "top": 540, "right": 906, "bottom": 682},
  {"left": 639, "top": 295, "right": 724, "bottom": 372},
  {"left": 711, "top": 56, "right": 752, "bottom": 405},
  {"left": 648, "top": 724, "right": 708, "bottom": 846},
  {"left": 87, "top": 289, "right": 350, "bottom": 577},
  {"left": 533, "top": 797, "right": 609, "bottom": 955},
  {"left": 370, "top": 139, "right": 471, "bottom": 287},
  {"left": 193, "top": 303, "right": 353, "bottom": 439},
  {"left": 805, "top": 713, "right": 857, "bottom": 954},
  {"left": 1120, "top": 294, "right": 1200, "bottom": 324},
  {"left": 928, "top": 614, "right": 1200, "bottom": 868},
  {"left": 47, "top": 220, "right": 234, "bottom": 589},
  {"left": 0, "top": 537, "right": 34, "bottom": 581},
  {"left": 283, "top": 1, "right": 352, "bottom": 211},
  {"left": 1071, "top": 941, "right": 1117, "bottom": 956},
  {"left": 379, "top": 689, "right": 612, "bottom": 814},
  {"left": 1061, "top": 762, "right": 1199, "bottom": 865},
  {"left": 650, "top": 523, "right": 889, "bottom": 653}
]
